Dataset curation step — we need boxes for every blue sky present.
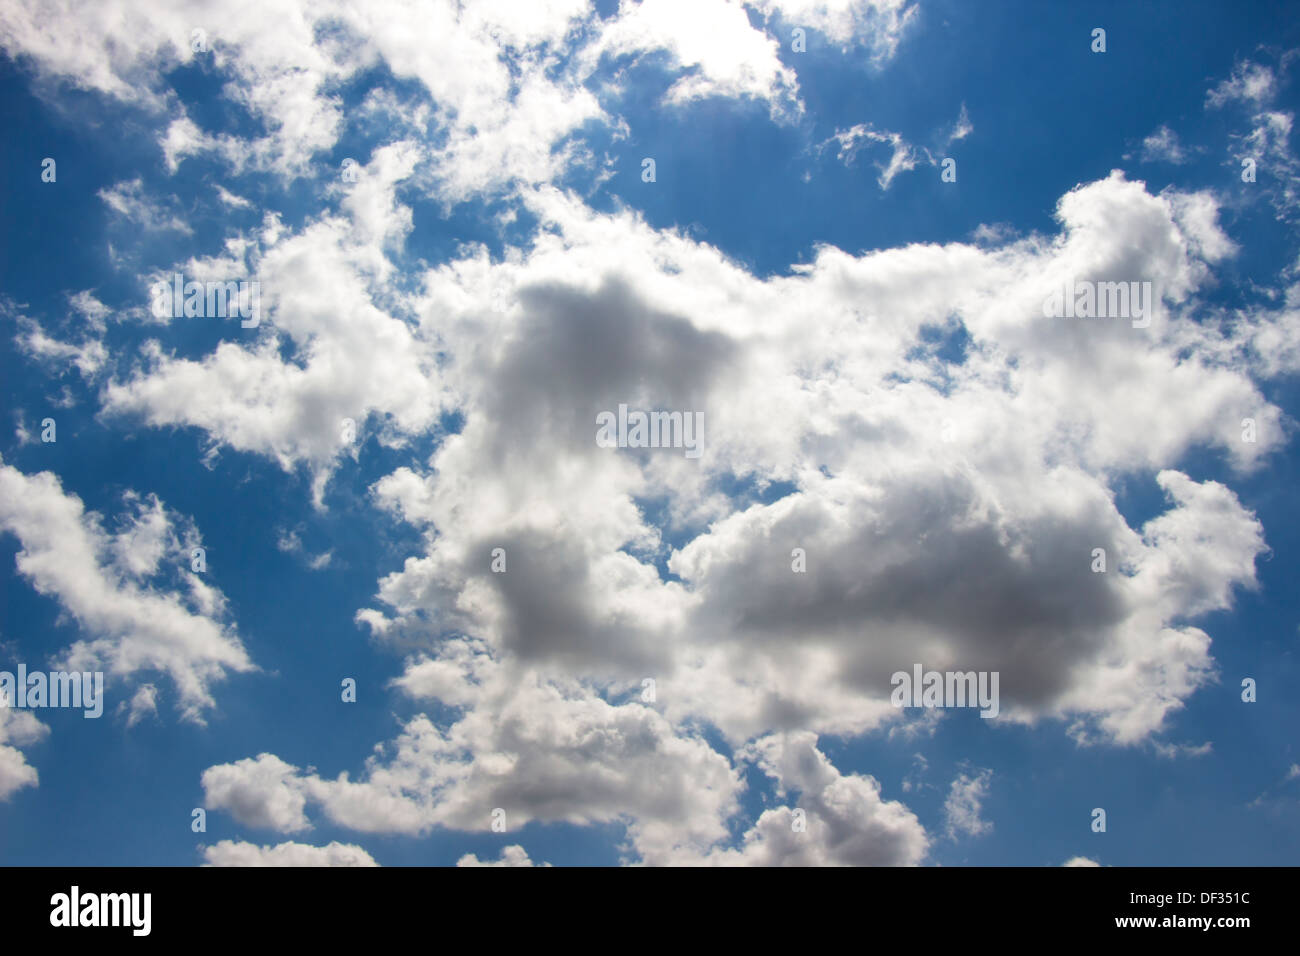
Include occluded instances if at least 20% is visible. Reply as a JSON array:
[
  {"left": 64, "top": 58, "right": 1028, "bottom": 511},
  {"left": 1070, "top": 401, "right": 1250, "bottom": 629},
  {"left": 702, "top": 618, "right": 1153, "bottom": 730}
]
[{"left": 1, "top": 0, "right": 1299, "bottom": 867}]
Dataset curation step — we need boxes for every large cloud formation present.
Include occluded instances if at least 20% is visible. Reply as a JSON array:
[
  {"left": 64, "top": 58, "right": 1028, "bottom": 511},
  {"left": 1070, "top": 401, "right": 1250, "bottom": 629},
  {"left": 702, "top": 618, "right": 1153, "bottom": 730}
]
[
  {"left": 3, "top": 2, "right": 1293, "bottom": 862},
  {"left": 201, "top": 168, "right": 1278, "bottom": 863}
]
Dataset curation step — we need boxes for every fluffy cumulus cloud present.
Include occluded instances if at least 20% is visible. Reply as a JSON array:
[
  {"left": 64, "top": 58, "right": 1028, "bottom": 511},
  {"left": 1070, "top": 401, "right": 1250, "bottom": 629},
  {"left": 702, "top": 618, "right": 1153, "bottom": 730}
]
[
  {"left": 195, "top": 164, "right": 1281, "bottom": 862},
  {"left": 11, "top": 313, "right": 108, "bottom": 380},
  {"left": 201, "top": 754, "right": 313, "bottom": 833},
  {"left": 0, "top": 0, "right": 351, "bottom": 177},
  {"left": 354, "top": 172, "right": 1273, "bottom": 747},
  {"left": 101, "top": 144, "right": 447, "bottom": 503},
  {"left": 201, "top": 840, "right": 379, "bottom": 866},
  {"left": 202, "top": 662, "right": 744, "bottom": 863},
  {"left": 0, "top": 0, "right": 917, "bottom": 196},
  {"left": 0, "top": 460, "right": 253, "bottom": 721},
  {"left": 457, "top": 845, "right": 549, "bottom": 867},
  {"left": 680, "top": 732, "right": 929, "bottom": 865},
  {"left": 588, "top": 0, "right": 801, "bottom": 117},
  {"left": 3, "top": 2, "right": 1294, "bottom": 865},
  {"left": 0, "top": 698, "right": 47, "bottom": 801},
  {"left": 0, "top": 459, "right": 243, "bottom": 794}
]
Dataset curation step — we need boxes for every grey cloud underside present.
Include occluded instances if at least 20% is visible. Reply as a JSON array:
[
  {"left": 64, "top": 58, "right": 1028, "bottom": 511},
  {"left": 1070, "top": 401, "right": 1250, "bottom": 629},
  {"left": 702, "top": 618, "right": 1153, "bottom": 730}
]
[
  {"left": 486, "top": 278, "right": 739, "bottom": 452},
  {"left": 468, "top": 529, "right": 669, "bottom": 672},
  {"left": 688, "top": 473, "right": 1129, "bottom": 710}
]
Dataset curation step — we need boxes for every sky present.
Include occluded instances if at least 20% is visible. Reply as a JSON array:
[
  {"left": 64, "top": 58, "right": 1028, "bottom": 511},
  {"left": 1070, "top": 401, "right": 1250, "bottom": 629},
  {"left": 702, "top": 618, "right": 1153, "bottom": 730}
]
[{"left": 1, "top": 0, "right": 1299, "bottom": 867}]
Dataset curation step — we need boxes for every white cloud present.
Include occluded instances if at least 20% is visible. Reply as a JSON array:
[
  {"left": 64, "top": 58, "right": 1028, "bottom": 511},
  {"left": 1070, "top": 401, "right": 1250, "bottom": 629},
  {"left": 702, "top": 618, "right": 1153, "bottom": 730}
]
[
  {"left": 0, "top": 461, "right": 253, "bottom": 721},
  {"left": 0, "top": 0, "right": 358, "bottom": 177},
  {"left": 945, "top": 102, "right": 973, "bottom": 145},
  {"left": 98, "top": 179, "right": 193, "bottom": 234},
  {"left": 201, "top": 753, "right": 312, "bottom": 833},
  {"left": 1139, "top": 125, "right": 1189, "bottom": 164},
  {"left": 201, "top": 840, "right": 379, "bottom": 866},
  {"left": 1152, "top": 740, "right": 1212, "bottom": 759},
  {"left": 1206, "top": 61, "right": 1277, "bottom": 110},
  {"left": 824, "top": 103, "right": 969, "bottom": 188},
  {"left": 102, "top": 145, "right": 447, "bottom": 504},
  {"left": 0, "top": 697, "right": 47, "bottom": 801},
  {"left": 7, "top": 0, "right": 818, "bottom": 196},
  {"left": 1062, "top": 856, "right": 1100, "bottom": 867},
  {"left": 8, "top": 9, "right": 1286, "bottom": 863},
  {"left": 119, "top": 684, "right": 159, "bottom": 728},
  {"left": 276, "top": 529, "right": 334, "bottom": 571},
  {"left": 202, "top": 657, "right": 744, "bottom": 864},
  {"left": 588, "top": 0, "right": 801, "bottom": 119},
  {"left": 13, "top": 316, "right": 107, "bottom": 379},
  {"left": 944, "top": 769, "right": 992, "bottom": 839},
  {"left": 0, "top": 0, "right": 909, "bottom": 227},
  {"left": 330, "top": 174, "right": 1275, "bottom": 766},
  {"left": 69, "top": 291, "right": 111, "bottom": 332},
  {"left": 199, "top": 691, "right": 928, "bottom": 865},
  {"left": 457, "top": 845, "right": 549, "bottom": 867},
  {"left": 751, "top": 0, "right": 919, "bottom": 63},
  {"left": 678, "top": 732, "right": 929, "bottom": 865},
  {"left": 1203, "top": 55, "right": 1300, "bottom": 220},
  {"left": 1238, "top": 110, "right": 1300, "bottom": 218},
  {"left": 187, "top": 171, "right": 1279, "bottom": 871},
  {"left": 825, "top": 122, "right": 921, "bottom": 188},
  {"left": 215, "top": 186, "right": 254, "bottom": 210}
]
